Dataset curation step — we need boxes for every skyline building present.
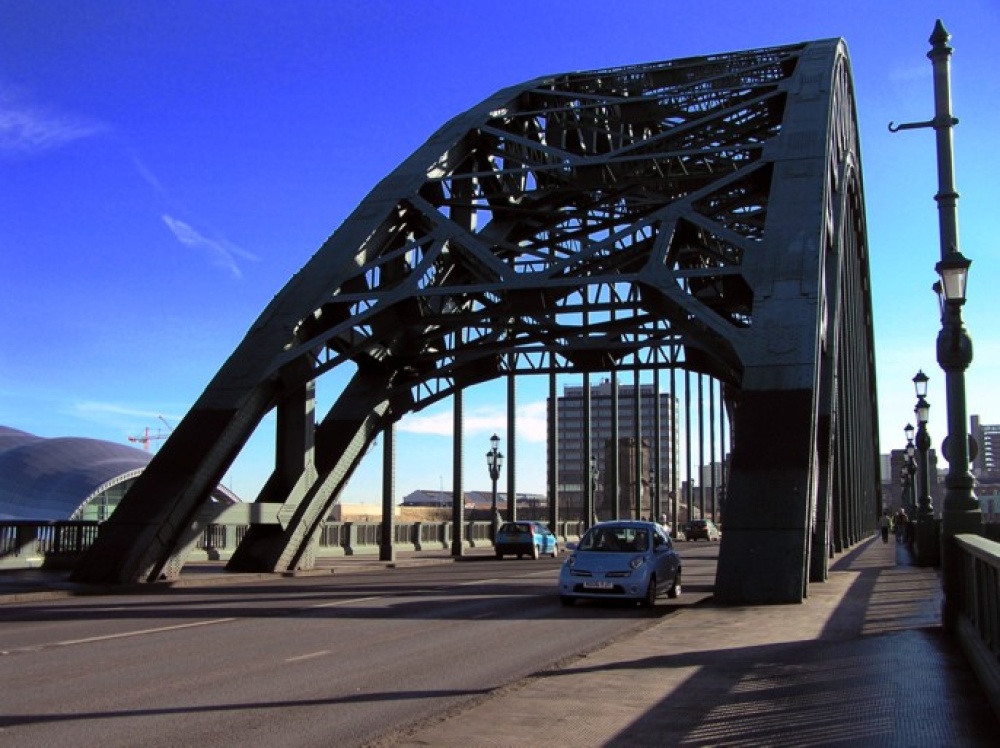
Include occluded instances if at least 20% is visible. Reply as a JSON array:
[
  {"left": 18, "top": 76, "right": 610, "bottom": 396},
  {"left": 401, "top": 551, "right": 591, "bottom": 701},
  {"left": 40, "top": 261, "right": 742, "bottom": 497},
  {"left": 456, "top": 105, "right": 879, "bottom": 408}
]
[
  {"left": 551, "top": 379, "right": 678, "bottom": 522},
  {"left": 971, "top": 414, "right": 1000, "bottom": 482}
]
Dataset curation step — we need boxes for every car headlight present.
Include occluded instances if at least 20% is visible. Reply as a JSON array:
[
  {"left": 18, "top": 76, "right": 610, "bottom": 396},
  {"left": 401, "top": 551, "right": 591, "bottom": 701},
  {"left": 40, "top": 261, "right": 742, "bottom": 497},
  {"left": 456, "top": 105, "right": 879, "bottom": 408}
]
[
  {"left": 629, "top": 555, "right": 646, "bottom": 570},
  {"left": 566, "top": 554, "right": 577, "bottom": 567}
]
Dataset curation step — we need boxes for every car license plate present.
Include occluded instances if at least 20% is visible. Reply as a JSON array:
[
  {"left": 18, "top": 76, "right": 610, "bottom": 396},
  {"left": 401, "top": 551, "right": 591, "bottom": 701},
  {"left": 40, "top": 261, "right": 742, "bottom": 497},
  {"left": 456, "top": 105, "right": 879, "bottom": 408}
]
[{"left": 584, "top": 580, "right": 613, "bottom": 589}]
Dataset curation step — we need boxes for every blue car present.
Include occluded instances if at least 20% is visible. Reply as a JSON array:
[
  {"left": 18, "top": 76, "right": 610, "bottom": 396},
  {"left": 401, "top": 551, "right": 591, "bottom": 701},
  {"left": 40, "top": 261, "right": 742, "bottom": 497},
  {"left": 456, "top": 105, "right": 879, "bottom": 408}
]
[
  {"left": 558, "top": 520, "right": 682, "bottom": 607},
  {"left": 495, "top": 521, "right": 559, "bottom": 559}
]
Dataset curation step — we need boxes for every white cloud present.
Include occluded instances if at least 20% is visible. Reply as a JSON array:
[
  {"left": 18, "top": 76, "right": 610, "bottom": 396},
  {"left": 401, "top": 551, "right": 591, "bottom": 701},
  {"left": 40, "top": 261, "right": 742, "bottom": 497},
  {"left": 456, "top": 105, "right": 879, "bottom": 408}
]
[
  {"left": 0, "top": 92, "right": 107, "bottom": 157},
  {"left": 399, "top": 400, "right": 548, "bottom": 442},
  {"left": 74, "top": 401, "right": 164, "bottom": 420},
  {"left": 162, "top": 214, "right": 258, "bottom": 279},
  {"left": 887, "top": 63, "right": 931, "bottom": 84},
  {"left": 130, "top": 150, "right": 165, "bottom": 193},
  {"left": 70, "top": 401, "right": 175, "bottom": 440}
]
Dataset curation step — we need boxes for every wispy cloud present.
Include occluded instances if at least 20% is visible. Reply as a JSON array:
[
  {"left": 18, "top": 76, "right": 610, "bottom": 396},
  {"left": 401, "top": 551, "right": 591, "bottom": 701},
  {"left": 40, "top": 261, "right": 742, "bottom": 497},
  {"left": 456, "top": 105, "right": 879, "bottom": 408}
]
[
  {"left": 130, "top": 150, "right": 166, "bottom": 193},
  {"left": 71, "top": 401, "right": 175, "bottom": 438},
  {"left": 0, "top": 90, "right": 107, "bottom": 157},
  {"left": 400, "top": 401, "right": 548, "bottom": 442},
  {"left": 888, "top": 63, "right": 931, "bottom": 84},
  {"left": 162, "top": 214, "right": 259, "bottom": 279}
]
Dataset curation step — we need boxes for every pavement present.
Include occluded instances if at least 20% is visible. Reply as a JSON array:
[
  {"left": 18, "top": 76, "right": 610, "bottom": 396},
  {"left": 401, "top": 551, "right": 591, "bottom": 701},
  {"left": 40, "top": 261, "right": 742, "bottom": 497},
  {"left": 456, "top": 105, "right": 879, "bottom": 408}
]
[{"left": 2, "top": 538, "right": 998, "bottom": 747}]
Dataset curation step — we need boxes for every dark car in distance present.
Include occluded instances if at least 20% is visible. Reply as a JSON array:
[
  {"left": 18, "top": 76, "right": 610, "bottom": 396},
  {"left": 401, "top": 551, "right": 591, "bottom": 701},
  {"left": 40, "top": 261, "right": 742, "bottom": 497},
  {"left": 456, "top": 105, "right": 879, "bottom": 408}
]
[{"left": 683, "top": 519, "right": 720, "bottom": 541}]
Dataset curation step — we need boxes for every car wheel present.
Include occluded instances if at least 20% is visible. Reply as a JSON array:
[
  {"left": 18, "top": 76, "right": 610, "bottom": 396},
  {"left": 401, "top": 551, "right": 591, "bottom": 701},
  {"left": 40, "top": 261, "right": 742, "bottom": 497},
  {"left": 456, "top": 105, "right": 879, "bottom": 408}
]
[
  {"left": 531, "top": 544, "right": 540, "bottom": 560},
  {"left": 551, "top": 545, "right": 559, "bottom": 558},
  {"left": 641, "top": 575, "right": 657, "bottom": 607},
  {"left": 560, "top": 596, "right": 575, "bottom": 607},
  {"left": 668, "top": 571, "right": 682, "bottom": 599}
]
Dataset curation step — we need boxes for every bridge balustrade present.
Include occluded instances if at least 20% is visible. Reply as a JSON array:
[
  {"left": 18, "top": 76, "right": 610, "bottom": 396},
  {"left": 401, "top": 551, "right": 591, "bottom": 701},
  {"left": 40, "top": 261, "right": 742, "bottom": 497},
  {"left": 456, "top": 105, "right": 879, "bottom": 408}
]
[
  {"left": 954, "top": 534, "right": 1000, "bottom": 717},
  {"left": 0, "top": 519, "right": 587, "bottom": 570},
  {"left": 0, "top": 521, "right": 100, "bottom": 569}
]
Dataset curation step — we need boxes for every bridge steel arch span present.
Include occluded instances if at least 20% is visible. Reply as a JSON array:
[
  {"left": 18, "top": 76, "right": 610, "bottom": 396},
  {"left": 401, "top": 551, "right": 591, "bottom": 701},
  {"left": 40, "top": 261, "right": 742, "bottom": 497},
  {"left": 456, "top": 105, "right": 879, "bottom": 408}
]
[{"left": 73, "top": 38, "right": 880, "bottom": 604}]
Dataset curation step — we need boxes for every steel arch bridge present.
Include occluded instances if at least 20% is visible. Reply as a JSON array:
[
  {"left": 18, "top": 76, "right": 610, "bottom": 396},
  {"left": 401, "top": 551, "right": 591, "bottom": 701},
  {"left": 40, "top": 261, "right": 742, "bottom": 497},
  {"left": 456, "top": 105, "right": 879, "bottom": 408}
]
[{"left": 73, "top": 37, "right": 880, "bottom": 604}]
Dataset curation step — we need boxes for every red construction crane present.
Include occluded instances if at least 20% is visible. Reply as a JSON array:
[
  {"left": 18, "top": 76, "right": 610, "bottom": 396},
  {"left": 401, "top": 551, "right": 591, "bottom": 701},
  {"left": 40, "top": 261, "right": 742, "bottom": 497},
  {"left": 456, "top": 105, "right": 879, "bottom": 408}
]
[{"left": 127, "top": 426, "right": 167, "bottom": 452}]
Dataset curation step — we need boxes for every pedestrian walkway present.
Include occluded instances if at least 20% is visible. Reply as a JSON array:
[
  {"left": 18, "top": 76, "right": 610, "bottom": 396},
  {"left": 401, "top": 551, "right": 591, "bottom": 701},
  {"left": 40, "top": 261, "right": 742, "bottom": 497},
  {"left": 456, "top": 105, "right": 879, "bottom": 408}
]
[{"left": 368, "top": 536, "right": 999, "bottom": 748}]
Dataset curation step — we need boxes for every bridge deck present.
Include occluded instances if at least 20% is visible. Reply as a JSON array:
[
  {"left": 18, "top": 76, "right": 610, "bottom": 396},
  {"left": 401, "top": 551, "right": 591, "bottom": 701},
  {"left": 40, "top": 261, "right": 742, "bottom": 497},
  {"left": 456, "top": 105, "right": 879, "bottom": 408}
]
[
  {"left": 2, "top": 539, "right": 996, "bottom": 745},
  {"left": 387, "top": 539, "right": 998, "bottom": 747}
]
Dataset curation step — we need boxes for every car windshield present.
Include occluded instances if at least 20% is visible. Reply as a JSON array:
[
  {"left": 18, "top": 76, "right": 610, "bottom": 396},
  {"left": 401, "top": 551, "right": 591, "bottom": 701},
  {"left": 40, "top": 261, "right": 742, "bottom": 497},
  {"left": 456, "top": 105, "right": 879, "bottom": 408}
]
[
  {"left": 579, "top": 527, "right": 649, "bottom": 552},
  {"left": 499, "top": 523, "right": 532, "bottom": 535}
]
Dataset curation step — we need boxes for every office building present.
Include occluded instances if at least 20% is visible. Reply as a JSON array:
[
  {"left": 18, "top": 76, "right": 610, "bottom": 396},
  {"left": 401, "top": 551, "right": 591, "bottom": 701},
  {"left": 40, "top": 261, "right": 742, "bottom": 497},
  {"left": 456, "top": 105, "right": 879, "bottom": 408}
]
[{"left": 551, "top": 379, "right": 677, "bottom": 521}]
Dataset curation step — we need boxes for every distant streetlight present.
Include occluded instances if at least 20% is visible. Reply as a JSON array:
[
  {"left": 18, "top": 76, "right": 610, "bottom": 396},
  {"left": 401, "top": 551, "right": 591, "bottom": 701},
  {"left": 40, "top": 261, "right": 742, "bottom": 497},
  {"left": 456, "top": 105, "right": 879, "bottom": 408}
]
[
  {"left": 904, "top": 423, "right": 916, "bottom": 514},
  {"left": 912, "top": 373, "right": 935, "bottom": 566},
  {"left": 590, "top": 454, "right": 599, "bottom": 526},
  {"left": 906, "top": 444, "right": 917, "bottom": 515},
  {"left": 486, "top": 434, "right": 503, "bottom": 540}
]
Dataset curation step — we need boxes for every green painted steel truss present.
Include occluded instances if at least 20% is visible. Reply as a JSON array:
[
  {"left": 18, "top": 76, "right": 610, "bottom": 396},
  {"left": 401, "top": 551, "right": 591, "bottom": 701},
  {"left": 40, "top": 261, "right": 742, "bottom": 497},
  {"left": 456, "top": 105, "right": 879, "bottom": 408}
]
[{"left": 74, "top": 38, "right": 880, "bottom": 603}]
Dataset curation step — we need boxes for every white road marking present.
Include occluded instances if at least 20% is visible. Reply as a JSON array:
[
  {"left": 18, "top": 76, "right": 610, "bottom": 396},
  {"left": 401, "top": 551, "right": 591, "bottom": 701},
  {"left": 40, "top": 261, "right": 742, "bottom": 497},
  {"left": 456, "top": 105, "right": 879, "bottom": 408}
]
[
  {"left": 457, "top": 569, "right": 556, "bottom": 586},
  {"left": 309, "top": 596, "right": 378, "bottom": 609},
  {"left": 285, "top": 650, "right": 332, "bottom": 662},
  {"left": 54, "top": 617, "right": 238, "bottom": 647}
]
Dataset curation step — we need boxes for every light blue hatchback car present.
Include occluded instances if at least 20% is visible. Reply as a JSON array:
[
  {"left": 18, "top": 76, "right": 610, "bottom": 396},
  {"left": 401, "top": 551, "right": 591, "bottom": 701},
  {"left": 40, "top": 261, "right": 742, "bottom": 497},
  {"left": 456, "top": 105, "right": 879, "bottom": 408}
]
[
  {"left": 558, "top": 520, "right": 681, "bottom": 607},
  {"left": 495, "top": 521, "right": 559, "bottom": 559}
]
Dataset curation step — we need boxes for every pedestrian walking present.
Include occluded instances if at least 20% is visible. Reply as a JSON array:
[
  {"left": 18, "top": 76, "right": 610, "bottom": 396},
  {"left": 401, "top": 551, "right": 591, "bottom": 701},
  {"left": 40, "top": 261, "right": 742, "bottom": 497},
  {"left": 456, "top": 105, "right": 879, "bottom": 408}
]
[
  {"left": 878, "top": 512, "right": 892, "bottom": 543},
  {"left": 894, "top": 509, "right": 909, "bottom": 544}
]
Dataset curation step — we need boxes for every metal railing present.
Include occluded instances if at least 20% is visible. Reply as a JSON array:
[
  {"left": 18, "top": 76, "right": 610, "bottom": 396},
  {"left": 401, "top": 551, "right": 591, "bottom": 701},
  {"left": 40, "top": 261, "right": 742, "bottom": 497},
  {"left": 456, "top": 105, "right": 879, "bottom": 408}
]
[
  {"left": 953, "top": 534, "right": 1000, "bottom": 721},
  {"left": 0, "top": 521, "right": 101, "bottom": 569},
  {"left": 1, "top": 519, "right": 586, "bottom": 569}
]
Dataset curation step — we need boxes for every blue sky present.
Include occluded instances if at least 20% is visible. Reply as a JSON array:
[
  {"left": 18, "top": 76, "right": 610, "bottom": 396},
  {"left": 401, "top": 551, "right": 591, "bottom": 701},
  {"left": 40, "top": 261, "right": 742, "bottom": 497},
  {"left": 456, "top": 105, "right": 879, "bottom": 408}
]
[{"left": 3, "top": 1, "right": 999, "bottom": 504}]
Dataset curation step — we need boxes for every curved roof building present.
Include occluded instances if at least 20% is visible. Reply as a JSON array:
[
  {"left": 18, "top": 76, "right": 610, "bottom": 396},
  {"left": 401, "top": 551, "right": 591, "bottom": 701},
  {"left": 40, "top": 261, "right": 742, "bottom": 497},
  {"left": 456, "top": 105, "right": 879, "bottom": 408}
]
[{"left": 0, "top": 426, "right": 239, "bottom": 521}]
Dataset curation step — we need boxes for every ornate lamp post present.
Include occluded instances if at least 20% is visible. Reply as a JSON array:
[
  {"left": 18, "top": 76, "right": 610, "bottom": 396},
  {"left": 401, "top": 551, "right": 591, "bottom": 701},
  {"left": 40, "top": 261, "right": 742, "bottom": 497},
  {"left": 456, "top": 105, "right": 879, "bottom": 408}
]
[
  {"left": 486, "top": 434, "right": 503, "bottom": 540},
  {"left": 912, "top": 373, "right": 936, "bottom": 565},
  {"left": 935, "top": 249, "right": 981, "bottom": 627},
  {"left": 589, "top": 454, "right": 599, "bottom": 526},
  {"left": 904, "top": 422, "right": 916, "bottom": 513},
  {"left": 889, "top": 20, "right": 981, "bottom": 628},
  {"left": 905, "top": 424, "right": 917, "bottom": 516}
]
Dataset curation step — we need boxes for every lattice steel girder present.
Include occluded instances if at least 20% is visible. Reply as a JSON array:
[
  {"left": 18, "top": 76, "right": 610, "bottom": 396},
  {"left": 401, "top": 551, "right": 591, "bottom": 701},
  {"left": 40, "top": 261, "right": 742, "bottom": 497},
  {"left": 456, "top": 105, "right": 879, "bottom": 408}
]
[{"left": 72, "top": 38, "right": 880, "bottom": 599}]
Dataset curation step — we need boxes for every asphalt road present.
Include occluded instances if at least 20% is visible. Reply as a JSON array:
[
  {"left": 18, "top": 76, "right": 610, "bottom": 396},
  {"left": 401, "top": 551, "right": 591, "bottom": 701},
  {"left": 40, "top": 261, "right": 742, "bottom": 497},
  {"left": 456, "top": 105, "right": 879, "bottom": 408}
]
[{"left": 0, "top": 542, "right": 718, "bottom": 748}]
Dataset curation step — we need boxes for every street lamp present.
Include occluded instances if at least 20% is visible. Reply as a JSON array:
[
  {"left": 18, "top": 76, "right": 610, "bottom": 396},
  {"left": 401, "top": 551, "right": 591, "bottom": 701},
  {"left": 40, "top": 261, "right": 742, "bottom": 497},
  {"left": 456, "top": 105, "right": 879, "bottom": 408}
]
[
  {"left": 912, "top": 374, "right": 936, "bottom": 566},
  {"left": 906, "top": 443, "right": 917, "bottom": 515},
  {"left": 589, "top": 454, "right": 599, "bottom": 526},
  {"left": 888, "top": 20, "right": 981, "bottom": 626},
  {"left": 904, "top": 423, "right": 916, "bottom": 514},
  {"left": 935, "top": 247, "right": 981, "bottom": 626},
  {"left": 486, "top": 434, "right": 503, "bottom": 540},
  {"left": 936, "top": 250, "right": 971, "bottom": 305}
]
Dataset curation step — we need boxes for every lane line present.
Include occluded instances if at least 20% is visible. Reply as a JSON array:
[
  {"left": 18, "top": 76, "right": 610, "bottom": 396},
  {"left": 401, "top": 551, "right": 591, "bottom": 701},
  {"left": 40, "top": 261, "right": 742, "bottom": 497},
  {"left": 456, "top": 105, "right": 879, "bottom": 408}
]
[
  {"left": 309, "top": 596, "right": 378, "bottom": 609},
  {"left": 6, "top": 569, "right": 561, "bottom": 656},
  {"left": 285, "top": 650, "right": 332, "bottom": 662},
  {"left": 456, "top": 569, "right": 556, "bottom": 587},
  {"left": 54, "top": 617, "right": 238, "bottom": 647}
]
